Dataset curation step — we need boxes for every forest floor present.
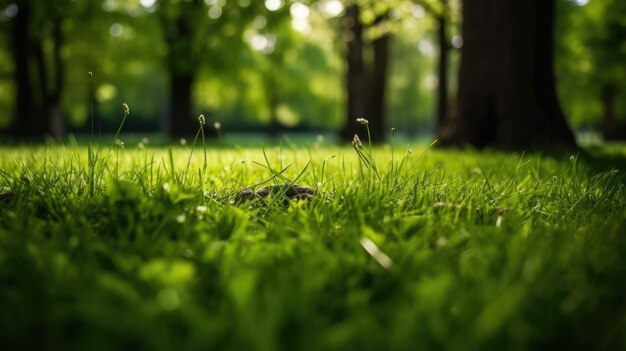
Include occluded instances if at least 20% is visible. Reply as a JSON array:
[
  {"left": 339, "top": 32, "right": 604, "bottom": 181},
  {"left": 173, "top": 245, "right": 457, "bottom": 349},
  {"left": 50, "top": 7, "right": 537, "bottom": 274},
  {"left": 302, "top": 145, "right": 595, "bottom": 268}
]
[{"left": 0, "top": 140, "right": 625, "bottom": 350}]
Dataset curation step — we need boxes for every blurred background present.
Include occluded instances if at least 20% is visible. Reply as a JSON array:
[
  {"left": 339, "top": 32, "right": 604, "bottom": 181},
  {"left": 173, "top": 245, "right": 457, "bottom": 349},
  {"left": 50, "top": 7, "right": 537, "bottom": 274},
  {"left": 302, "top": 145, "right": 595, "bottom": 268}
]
[{"left": 0, "top": 0, "right": 623, "bottom": 143}]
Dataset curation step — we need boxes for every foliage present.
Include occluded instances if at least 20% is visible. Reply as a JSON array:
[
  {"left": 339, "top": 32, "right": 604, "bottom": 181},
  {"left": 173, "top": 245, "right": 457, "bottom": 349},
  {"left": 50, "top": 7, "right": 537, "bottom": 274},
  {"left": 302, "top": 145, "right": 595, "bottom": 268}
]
[
  {"left": 0, "top": 0, "right": 623, "bottom": 134},
  {"left": 0, "top": 134, "right": 625, "bottom": 349},
  {"left": 555, "top": 0, "right": 626, "bottom": 127},
  {"left": 0, "top": 0, "right": 448, "bottom": 133}
]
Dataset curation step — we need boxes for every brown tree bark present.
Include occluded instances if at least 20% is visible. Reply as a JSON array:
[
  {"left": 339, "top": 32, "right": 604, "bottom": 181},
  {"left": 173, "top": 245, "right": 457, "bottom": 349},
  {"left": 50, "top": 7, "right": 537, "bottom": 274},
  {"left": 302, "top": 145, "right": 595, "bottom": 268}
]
[{"left": 438, "top": 0, "right": 576, "bottom": 148}]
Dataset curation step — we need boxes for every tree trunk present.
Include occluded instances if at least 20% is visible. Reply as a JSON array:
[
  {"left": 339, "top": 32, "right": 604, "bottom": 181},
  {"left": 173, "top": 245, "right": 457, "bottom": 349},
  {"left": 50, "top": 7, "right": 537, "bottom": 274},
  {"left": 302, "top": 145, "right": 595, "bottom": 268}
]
[
  {"left": 436, "top": 10, "right": 449, "bottom": 134},
  {"left": 368, "top": 33, "right": 389, "bottom": 143},
  {"left": 9, "top": 2, "right": 65, "bottom": 140},
  {"left": 159, "top": 1, "right": 214, "bottom": 138},
  {"left": 48, "top": 20, "right": 65, "bottom": 139},
  {"left": 340, "top": 5, "right": 369, "bottom": 142},
  {"left": 340, "top": 6, "right": 389, "bottom": 143},
  {"left": 168, "top": 73, "right": 197, "bottom": 138},
  {"left": 35, "top": 19, "right": 65, "bottom": 140},
  {"left": 438, "top": 0, "right": 576, "bottom": 148},
  {"left": 9, "top": 1, "right": 39, "bottom": 138},
  {"left": 601, "top": 84, "right": 619, "bottom": 140}
]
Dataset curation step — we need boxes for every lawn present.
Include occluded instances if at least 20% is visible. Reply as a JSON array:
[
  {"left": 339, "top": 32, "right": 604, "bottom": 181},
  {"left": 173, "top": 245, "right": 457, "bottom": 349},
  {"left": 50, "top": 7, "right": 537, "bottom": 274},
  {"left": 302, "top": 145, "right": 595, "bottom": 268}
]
[{"left": 0, "top": 140, "right": 625, "bottom": 350}]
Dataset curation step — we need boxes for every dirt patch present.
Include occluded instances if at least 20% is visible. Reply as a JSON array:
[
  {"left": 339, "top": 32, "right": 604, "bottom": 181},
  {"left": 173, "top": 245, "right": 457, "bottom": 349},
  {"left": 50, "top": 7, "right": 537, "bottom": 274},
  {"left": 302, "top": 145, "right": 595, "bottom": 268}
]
[{"left": 233, "top": 184, "right": 316, "bottom": 204}]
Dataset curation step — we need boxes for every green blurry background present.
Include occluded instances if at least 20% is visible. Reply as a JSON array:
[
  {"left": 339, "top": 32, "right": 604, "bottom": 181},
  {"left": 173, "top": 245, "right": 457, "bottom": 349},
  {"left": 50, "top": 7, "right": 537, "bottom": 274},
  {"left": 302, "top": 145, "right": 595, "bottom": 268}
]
[{"left": 0, "top": 0, "right": 623, "bottom": 138}]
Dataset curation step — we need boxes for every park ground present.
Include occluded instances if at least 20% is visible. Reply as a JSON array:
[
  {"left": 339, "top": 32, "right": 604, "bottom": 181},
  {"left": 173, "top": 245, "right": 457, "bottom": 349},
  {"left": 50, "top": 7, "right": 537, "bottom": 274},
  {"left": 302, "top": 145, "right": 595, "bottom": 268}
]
[{"left": 0, "top": 140, "right": 625, "bottom": 350}]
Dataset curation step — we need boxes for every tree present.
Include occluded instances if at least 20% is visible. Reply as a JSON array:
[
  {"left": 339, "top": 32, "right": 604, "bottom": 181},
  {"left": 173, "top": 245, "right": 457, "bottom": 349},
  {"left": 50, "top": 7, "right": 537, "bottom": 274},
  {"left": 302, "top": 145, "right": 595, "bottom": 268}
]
[
  {"left": 156, "top": 0, "right": 262, "bottom": 138},
  {"left": 157, "top": 0, "right": 208, "bottom": 138},
  {"left": 413, "top": 0, "right": 458, "bottom": 134},
  {"left": 584, "top": 0, "right": 626, "bottom": 139},
  {"left": 434, "top": 0, "right": 448, "bottom": 135},
  {"left": 5, "top": 0, "right": 68, "bottom": 139},
  {"left": 340, "top": 3, "right": 390, "bottom": 143},
  {"left": 438, "top": 0, "right": 576, "bottom": 148},
  {"left": 555, "top": 0, "right": 626, "bottom": 140}
]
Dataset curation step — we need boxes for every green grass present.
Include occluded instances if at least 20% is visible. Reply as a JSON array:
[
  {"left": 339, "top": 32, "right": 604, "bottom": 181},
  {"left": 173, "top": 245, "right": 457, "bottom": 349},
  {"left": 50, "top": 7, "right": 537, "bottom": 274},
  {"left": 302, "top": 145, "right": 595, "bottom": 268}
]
[{"left": 0, "top": 139, "right": 625, "bottom": 350}]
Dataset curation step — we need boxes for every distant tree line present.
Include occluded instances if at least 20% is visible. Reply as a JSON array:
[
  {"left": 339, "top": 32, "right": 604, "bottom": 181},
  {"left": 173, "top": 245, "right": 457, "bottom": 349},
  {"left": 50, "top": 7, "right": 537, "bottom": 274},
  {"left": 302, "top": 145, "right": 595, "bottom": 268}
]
[{"left": 0, "top": 0, "right": 623, "bottom": 148}]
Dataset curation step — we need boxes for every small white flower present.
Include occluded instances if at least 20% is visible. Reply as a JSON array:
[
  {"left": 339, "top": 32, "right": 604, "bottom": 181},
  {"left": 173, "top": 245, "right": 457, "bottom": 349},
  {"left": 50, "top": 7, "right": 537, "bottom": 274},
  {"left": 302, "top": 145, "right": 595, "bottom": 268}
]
[
  {"left": 88, "top": 71, "right": 93, "bottom": 78},
  {"left": 352, "top": 134, "right": 362, "bottom": 147},
  {"left": 180, "top": 138, "right": 187, "bottom": 146},
  {"left": 122, "top": 103, "right": 130, "bottom": 115},
  {"left": 141, "top": 137, "right": 149, "bottom": 144},
  {"left": 214, "top": 121, "right": 221, "bottom": 130},
  {"left": 198, "top": 114, "right": 206, "bottom": 126},
  {"left": 138, "top": 142, "right": 145, "bottom": 149},
  {"left": 356, "top": 117, "right": 369, "bottom": 125},
  {"left": 196, "top": 205, "right": 208, "bottom": 212},
  {"left": 163, "top": 183, "right": 171, "bottom": 192},
  {"left": 176, "top": 213, "right": 186, "bottom": 223}
]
